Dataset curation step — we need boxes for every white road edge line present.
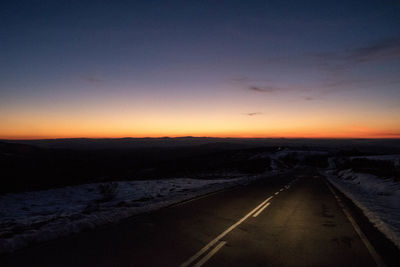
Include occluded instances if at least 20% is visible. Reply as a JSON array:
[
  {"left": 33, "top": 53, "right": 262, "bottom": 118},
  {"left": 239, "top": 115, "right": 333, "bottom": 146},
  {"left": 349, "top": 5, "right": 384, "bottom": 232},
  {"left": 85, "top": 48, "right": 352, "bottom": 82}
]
[
  {"left": 274, "top": 192, "right": 279, "bottom": 195},
  {"left": 253, "top": 202, "right": 271, "bottom": 217},
  {"left": 179, "top": 195, "right": 274, "bottom": 267},
  {"left": 194, "top": 241, "right": 227, "bottom": 267},
  {"left": 325, "top": 181, "right": 386, "bottom": 267}
]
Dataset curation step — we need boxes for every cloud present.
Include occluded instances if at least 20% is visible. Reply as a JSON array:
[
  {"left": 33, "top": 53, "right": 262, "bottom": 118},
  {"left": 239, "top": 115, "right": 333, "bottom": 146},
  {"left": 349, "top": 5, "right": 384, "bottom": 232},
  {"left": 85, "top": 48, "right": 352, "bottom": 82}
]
[
  {"left": 248, "top": 85, "right": 281, "bottom": 93},
  {"left": 228, "top": 37, "right": 400, "bottom": 103},
  {"left": 315, "top": 37, "right": 400, "bottom": 71},
  {"left": 244, "top": 112, "right": 262, "bottom": 116},
  {"left": 345, "top": 37, "right": 400, "bottom": 63},
  {"left": 369, "top": 132, "right": 400, "bottom": 137},
  {"left": 231, "top": 76, "right": 249, "bottom": 83},
  {"left": 82, "top": 76, "right": 104, "bottom": 83},
  {"left": 347, "top": 125, "right": 400, "bottom": 137},
  {"left": 230, "top": 75, "right": 287, "bottom": 94},
  {"left": 319, "top": 78, "right": 368, "bottom": 88},
  {"left": 314, "top": 76, "right": 400, "bottom": 96}
]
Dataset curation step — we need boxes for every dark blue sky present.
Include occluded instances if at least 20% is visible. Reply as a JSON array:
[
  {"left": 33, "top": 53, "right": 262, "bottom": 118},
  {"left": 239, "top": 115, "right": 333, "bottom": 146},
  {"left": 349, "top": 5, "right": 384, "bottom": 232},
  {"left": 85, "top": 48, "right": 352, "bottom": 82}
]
[{"left": 1, "top": 0, "right": 400, "bottom": 138}]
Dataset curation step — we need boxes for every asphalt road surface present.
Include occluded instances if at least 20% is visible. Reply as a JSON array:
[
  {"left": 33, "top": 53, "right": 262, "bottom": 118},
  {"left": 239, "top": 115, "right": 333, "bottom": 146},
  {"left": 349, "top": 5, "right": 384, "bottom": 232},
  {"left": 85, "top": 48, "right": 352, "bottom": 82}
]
[{"left": 2, "top": 169, "right": 398, "bottom": 266}]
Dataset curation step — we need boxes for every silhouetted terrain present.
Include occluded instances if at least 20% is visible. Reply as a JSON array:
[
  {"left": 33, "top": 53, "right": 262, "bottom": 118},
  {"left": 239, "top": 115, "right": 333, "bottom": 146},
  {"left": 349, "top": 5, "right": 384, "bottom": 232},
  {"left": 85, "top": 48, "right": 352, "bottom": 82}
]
[
  {"left": 0, "top": 141, "right": 273, "bottom": 193},
  {"left": 3, "top": 137, "right": 400, "bottom": 151},
  {"left": 1, "top": 138, "right": 400, "bottom": 193}
]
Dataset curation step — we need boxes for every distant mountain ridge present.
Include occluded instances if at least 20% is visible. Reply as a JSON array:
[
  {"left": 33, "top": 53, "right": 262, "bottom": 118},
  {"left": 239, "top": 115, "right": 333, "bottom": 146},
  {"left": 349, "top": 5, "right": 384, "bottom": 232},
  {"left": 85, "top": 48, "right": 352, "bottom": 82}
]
[{"left": 1, "top": 137, "right": 400, "bottom": 152}]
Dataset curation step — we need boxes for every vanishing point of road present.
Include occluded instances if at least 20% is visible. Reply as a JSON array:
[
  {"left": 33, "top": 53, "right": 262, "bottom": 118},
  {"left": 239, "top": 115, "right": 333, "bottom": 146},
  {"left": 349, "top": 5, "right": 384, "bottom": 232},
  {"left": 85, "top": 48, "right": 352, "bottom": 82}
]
[{"left": 2, "top": 168, "right": 399, "bottom": 266}]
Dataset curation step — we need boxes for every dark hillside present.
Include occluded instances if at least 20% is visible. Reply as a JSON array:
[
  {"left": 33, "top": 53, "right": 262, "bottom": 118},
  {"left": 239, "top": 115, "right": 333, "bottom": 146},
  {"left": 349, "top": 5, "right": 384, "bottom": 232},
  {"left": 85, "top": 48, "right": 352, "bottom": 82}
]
[{"left": 0, "top": 141, "right": 273, "bottom": 194}]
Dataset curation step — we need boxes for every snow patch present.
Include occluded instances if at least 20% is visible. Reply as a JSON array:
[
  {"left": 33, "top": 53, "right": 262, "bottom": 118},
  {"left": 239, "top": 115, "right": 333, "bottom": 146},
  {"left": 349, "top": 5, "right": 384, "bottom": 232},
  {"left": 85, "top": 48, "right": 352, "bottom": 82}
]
[
  {"left": 324, "top": 169, "right": 400, "bottom": 249},
  {"left": 0, "top": 176, "right": 266, "bottom": 254}
]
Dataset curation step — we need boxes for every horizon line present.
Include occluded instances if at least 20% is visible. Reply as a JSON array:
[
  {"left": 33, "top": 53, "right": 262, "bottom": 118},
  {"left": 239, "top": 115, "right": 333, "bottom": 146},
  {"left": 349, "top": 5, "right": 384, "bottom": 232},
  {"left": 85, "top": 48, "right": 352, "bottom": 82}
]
[{"left": 1, "top": 136, "right": 400, "bottom": 141}]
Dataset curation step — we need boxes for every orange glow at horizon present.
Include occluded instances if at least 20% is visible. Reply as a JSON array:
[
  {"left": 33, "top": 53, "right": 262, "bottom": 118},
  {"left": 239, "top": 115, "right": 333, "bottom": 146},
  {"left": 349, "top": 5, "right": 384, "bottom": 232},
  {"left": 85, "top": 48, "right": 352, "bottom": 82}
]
[
  {"left": 1, "top": 119, "right": 399, "bottom": 140},
  {"left": 1, "top": 86, "right": 400, "bottom": 140}
]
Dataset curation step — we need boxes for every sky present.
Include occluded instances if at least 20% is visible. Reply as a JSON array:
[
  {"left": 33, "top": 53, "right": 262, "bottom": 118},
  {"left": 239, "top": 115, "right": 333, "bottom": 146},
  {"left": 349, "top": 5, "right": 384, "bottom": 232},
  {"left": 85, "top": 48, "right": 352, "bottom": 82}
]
[{"left": 1, "top": 0, "right": 400, "bottom": 139}]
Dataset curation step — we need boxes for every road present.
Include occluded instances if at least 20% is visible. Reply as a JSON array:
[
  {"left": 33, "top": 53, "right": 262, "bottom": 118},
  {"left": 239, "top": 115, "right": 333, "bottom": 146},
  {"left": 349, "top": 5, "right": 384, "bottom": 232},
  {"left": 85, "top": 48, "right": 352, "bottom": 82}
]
[{"left": 1, "top": 169, "right": 396, "bottom": 266}]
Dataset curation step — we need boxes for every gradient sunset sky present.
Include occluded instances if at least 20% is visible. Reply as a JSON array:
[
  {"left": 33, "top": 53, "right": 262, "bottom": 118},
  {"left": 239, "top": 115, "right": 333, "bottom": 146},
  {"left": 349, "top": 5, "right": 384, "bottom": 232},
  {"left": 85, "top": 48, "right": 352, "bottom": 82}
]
[{"left": 1, "top": 0, "right": 400, "bottom": 139}]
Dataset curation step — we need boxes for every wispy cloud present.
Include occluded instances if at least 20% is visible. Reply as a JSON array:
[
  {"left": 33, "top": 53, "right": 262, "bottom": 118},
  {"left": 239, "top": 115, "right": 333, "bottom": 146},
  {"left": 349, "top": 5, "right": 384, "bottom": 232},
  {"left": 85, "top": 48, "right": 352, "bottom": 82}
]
[
  {"left": 248, "top": 85, "right": 282, "bottom": 93},
  {"left": 244, "top": 112, "right": 262, "bottom": 116},
  {"left": 231, "top": 75, "right": 288, "bottom": 94},
  {"left": 370, "top": 132, "right": 400, "bottom": 138},
  {"left": 347, "top": 125, "right": 400, "bottom": 138},
  {"left": 316, "top": 76, "right": 400, "bottom": 96},
  {"left": 231, "top": 76, "right": 249, "bottom": 83},
  {"left": 316, "top": 37, "right": 400, "bottom": 71},
  {"left": 232, "top": 37, "right": 400, "bottom": 100},
  {"left": 345, "top": 37, "right": 400, "bottom": 63},
  {"left": 319, "top": 78, "right": 368, "bottom": 88},
  {"left": 82, "top": 76, "right": 104, "bottom": 83}
]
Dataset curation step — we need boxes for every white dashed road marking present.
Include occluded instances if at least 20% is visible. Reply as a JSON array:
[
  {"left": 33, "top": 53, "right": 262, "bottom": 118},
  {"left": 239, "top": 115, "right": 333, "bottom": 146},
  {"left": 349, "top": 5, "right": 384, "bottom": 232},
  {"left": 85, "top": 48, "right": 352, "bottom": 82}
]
[
  {"left": 194, "top": 241, "right": 227, "bottom": 267},
  {"left": 253, "top": 202, "right": 271, "bottom": 217},
  {"left": 180, "top": 181, "right": 292, "bottom": 267}
]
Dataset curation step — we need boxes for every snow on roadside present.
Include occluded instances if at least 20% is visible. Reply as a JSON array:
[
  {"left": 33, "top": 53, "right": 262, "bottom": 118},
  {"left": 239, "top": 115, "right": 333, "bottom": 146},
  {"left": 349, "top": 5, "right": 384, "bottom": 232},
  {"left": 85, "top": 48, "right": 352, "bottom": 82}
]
[
  {"left": 0, "top": 176, "right": 262, "bottom": 254},
  {"left": 350, "top": 154, "right": 400, "bottom": 166},
  {"left": 324, "top": 169, "right": 400, "bottom": 249}
]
